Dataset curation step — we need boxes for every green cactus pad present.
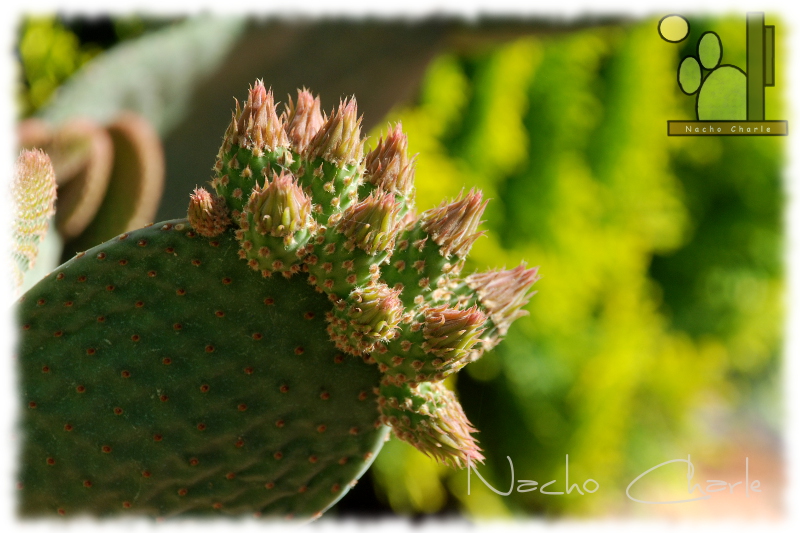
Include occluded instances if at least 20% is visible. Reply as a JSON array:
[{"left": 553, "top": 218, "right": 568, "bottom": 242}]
[
  {"left": 678, "top": 56, "right": 701, "bottom": 95},
  {"left": 17, "top": 220, "right": 388, "bottom": 519}
]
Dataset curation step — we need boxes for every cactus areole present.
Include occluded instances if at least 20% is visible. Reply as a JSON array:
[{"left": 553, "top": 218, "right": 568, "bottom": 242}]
[{"left": 16, "top": 81, "right": 539, "bottom": 520}]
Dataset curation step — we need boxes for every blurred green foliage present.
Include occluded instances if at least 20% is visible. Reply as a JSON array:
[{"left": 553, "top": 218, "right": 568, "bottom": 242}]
[{"left": 369, "top": 15, "right": 783, "bottom": 518}]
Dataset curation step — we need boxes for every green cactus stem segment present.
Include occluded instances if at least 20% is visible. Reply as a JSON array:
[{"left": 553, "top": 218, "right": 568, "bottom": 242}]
[
  {"left": 17, "top": 220, "right": 388, "bottom": 519},
  {"left": 378, "top": 381, "right": 483, "bottom": 469},
  {"left": 370, "top": 304, "right": 486, "bottom": 383},
  {"left": 328, "top": 283, "right": 404, "bottom": 355}
]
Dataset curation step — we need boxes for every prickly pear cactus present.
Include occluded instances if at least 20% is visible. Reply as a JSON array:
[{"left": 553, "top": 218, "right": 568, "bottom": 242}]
[{"left": 16, "top": 81, "right": 539, "bottom": 520}]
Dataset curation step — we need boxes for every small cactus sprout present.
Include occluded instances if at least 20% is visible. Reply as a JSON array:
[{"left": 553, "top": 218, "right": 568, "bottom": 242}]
[
  {"left": 187, "top": 187, "right": 231, "bottom": 238},
  {"left": 17, "top": 81, "right": 539, "bottom": 520},
  {"left": 11, "top": 149, "right": 57, "bottom": 290}
]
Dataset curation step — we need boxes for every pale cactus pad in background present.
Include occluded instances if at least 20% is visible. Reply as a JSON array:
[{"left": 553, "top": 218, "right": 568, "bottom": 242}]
[{"left": 16, "top": 81, "right": 539, "bottom": 519}]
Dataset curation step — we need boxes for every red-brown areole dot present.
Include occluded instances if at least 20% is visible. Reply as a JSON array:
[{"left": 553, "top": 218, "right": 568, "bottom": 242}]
[
  {"left": 36, "top": 299, "right": 45, "bottom": 306},
  {"left": 28, "top": 402, "right": 36, "bottom": 409},
  {"left": 192, "top": 259, "right": 201, "bottom": 266},
  {"left": 106, "top": 285, "right": 115, "bottom": 292},
  {"left": 189, "top": 458, "right": 199, "bottom": 466},
  {"left": 358, "top": 391, "right": 369, "bottom": 401},
  {"left": 101, "top": 446, "right": 112, "bottom": 453},
  {"left": 238, "top": 404, "right": 247, "bottom": 411},
  {"left": 349, "top": 427, "right": 359, "bottom": 435},
  {"left": 173, "top": 323, "right": 182, "bottom": 331},
  {"left": 226, "top": 472, "right": 235, "bottom": 480},
  {"left": 58, "top": 509, "right": 65, "bottom": 516},
  {"left": 153, "top": 434, "right": 163, "bottom": 441},
  {"left": 56, "top": 272, "right": 64, "bottom": 280},
  {"left": 123, "top": 501, "right": 132, "bottom": 509},
  {"left": 53, "top": 330, "right": 63, "bottom": 337},
  {"left": 64, "top": 424, "right": 73, "bottom": 431},
  {"left": 304, "top": 312, "right": 315, "bottom": 320},
  {"left": 86, "top": 348, "right": 96, "bottom": 355},
  {"left": 294, "top": 347, "right": 305, "bottom": 355},
  {"left": 78, "top": 275, "right": 87, "bottom": 282},
  {"left": 215, "top": 310, "right": 225, "bottom": 317},
  {"left": 97, "top": 316, "right": 105, "bottom": 323},
  {"left": 338, "top": 457, "right": 348, "bottom": 465},
  {"left": 22, "top": 324, "right": 30, "bottom": 331},
  {"left": 64, "top": 301, "right": 73, "bottom": 307},
  {"left": 332, "top": 484, "right": 341, "bottom": 493},
  {"left": 142, "top": 471, "right": 151, "bottom": 478},
  {"left": 121, "top": 370, "right": 131, "bottom": 378},
  {"left": 138, "top": 239, "right": 147, "bottom": 247},
  {"left": 222, "top": 277, "right": 232, "bottom": 285},
  {"left": 178, "top": 488, "right": 187, "bottom": 496},
  {"left": 244, "top": 367, "right": 254, "bottom": 374},
  {"left": 205, "top": 345, "right": 214, "bottom": 353},
  {"left": 76, "top": 385, "right": 86, "bottom": 393},
  {"left": 148, "top": 270, "right": 157, "bottom": 277},
  {"left": 200, "top": 384, "right": 209, "bottom": 393},
  {"left": 298, "top": 486, "right": 307, "bottom": 493},
  {"left": 113, "top": 407, "right": 123, "bottom": 415},
  {"left": 119, "top": 232, "right": 129, "bottom": 239},
  {"left": 41, "top": 366, "right": 49, "bottom": 373},
  {"left": 210, "top": 241, "right": 220, "bottom": 247},
  {"left": 264, "top": 297, "right": 274, "bottom": 305},
  {"left": 274, "top": 452, "right": 283, "bottom": 460},
  {"left": 165, "top": 247, "right": 175, "bottom": 253},
  {"left": 119, "top": 259, "right": 128, "bottom": 266},
  {"left": 235, "top": 439, "right": 244, "bottom": 448},
  {"left": 83, "top": 480, "right": 92, "bottom": 488},
  {"left": 96, "top": 252, "right": 106, "bottom": 260},
  {"left": 334, "top": 355, "right": 344, "bottom": 363},
  {"left": 131, "top": 335, "right": 140, "bottom": 342},
  {"left": 213, "top": 503, "right": 222, "bottom": 510},
  {"left": 251, "top": 333, "right": 262, "bottom": 340},
  {"left": 197, "top": 424, "right": 206, "bottom": 431},
  {"left": 46, "top": 457, "right": 55, "bottom": 465},
  {"left": 159, "top": 395, "right": 168, "bottom": 402},
  {"left": 176, "top": 289, "right": 186, "bottom": 295},
  {"left": 163, "top": 357, "right": 172, "bottom": 365},
  {"left": 320, "top": 391, "right": 330, "bottom": 400},
  {"left": 317, "top": 425, "right": 326, "bottom": 433},
  {"left": 279, "top": 385, "right": 289, "bottom": 393},
  {"left": 135, "top": 301, "right": 144, "bottom": 308},
  {"left": 265, "top": 482, "right": 275, "bottom": 489},
  {"left": 275, "top": 419, "right": 285, "bottom": 428}
]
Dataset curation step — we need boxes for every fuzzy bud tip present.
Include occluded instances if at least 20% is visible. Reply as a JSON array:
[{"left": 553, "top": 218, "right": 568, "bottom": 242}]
[
  {"left": 307, "top": 97, "right": 364, "bottom": 166},
  {"left": 188, "top": 187, "right": 231, "bottom": 237},
  {"left": 337, "top": 190, "right": 401, "bottom": 254},
  {"left": 421, "top": 189, "right": 487, "bottom": 258},
  {"left": 246, "top": 170, "right": 311, "bottom": 239}
]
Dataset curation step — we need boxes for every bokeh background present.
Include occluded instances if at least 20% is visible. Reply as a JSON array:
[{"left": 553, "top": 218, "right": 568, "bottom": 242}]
[{"left": 14, "top": 13, "right": 785, "bottom": 520}]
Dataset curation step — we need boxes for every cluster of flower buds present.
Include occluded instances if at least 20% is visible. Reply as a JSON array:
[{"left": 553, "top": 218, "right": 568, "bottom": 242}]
[{"left": 189, "top": 80, "right": 540, "bottom": 469}]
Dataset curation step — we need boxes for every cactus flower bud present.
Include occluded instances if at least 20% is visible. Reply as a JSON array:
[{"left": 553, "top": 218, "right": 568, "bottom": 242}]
[
  {"left": 228, "top": 80, "right": 288, "bottom": 152},
  {"left": 246, "top": 171, "right": 311, "bottom": 239},
  {"left": 348, "top": 283, "right": 404, "bottom": 340},
  {"left": 12, "top": 149, "right": 57, "bottom": 288},
  {"left": 337, "top": 190, "right": 401, "bottom": 254},
  {"left": 421, "top": 189, "right": 487, "bottom": 258},
  {"left": 466, "top": 264, "right": 540, "bottom": 345},
  {"left": 307, "top": 98, "right": 364, "bottom": 166},
  {"left": 364, "top": 123, "right": 415, "bottom": 198},
  {"left": 284, "top": 89, "right": 324, "bottom": 154},
  {"left": 379, "top": 382, "right": 484, "bottom": 469},
  {"left": 187, "top": 187, "right": 231, "bottom": 237},
  {"left": 422, "top": 305, "right": 486, "bottom": 359}
]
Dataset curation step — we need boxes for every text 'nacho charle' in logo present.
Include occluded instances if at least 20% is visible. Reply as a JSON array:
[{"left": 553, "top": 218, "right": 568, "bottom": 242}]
[{"left": 659, "top": 13, "right": 788, "bottom": 136}]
